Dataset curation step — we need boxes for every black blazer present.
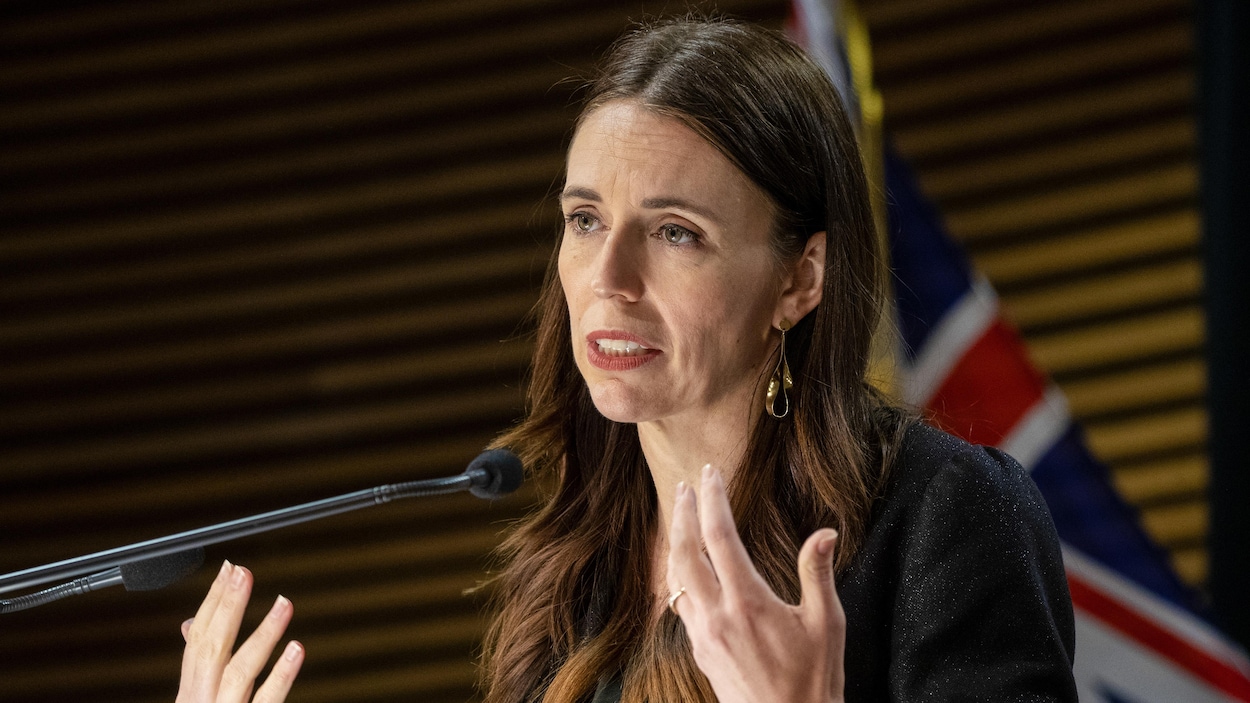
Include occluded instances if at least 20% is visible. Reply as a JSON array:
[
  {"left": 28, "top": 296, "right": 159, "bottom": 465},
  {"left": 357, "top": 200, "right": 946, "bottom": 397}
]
[{"left": 838, "top": 421, "right": 1077, "bottom": 701}]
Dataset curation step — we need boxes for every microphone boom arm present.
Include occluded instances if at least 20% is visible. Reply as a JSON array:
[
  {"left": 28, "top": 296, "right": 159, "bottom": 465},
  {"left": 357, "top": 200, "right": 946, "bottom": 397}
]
[{"left": 0, "top": 473, "right": 478, "bottom": 596}]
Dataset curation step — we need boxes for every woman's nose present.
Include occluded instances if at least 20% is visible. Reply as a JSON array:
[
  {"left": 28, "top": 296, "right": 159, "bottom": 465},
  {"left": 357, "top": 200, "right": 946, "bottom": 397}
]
[{"left": 590, "top": 232, "right": 644, "bottom": 302}]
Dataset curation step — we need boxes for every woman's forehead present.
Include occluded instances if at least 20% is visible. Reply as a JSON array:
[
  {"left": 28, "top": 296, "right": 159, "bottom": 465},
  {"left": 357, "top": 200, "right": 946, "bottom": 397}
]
[{"left": 564, "top": 102, "right": 768, "bottom": 214}]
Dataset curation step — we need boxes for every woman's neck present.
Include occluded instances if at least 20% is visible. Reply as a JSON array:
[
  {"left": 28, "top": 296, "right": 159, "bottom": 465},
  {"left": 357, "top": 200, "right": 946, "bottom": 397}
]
[{"left": 637, "top": 400, "right": 757, "bottom": 568}]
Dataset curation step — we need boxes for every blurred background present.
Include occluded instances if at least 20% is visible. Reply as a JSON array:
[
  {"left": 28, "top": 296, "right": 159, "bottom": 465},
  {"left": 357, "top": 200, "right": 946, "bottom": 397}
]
[{"left": 0, "top": 0, "right": 1222, "bottom": 700}]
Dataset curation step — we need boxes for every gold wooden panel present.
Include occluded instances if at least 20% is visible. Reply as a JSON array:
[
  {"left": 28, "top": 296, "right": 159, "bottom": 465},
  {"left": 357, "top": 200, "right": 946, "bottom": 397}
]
[
  {"left": 975, "top": 210, "right": 1199, "bottom": 284},
  {"left": 1114, "top": 454, "right": 1208, "bottom": 504},
  {"left": 1063, "top": 357, "right": 1205, "bottom": 419},
  {"left": 1001, "top": 260, "right": 1201, "bottom": 329},
  {"left": 944, "top": 164, "right": 1197, "bottom": 243},
  {"left": 896, "top": 71, "right": 1193, "bottom": 160}
]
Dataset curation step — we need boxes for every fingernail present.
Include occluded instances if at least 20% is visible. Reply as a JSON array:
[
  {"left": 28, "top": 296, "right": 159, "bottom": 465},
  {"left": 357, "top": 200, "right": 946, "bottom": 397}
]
[
  {"left": 701, "top": 463, "right": 713, "bottom": 481},
  {"left": 818, "top": 530, "right": 839, "bottom": 556},
  {"left": 271, "top": 595, "right": 290, "bottom": 615},
  {"left": 283, "top": 641, "right": 303, "bottom": 661},
  {"left": 218, "top": 560, "right": 231, "bottom": 579},
  {"left": 230, "top": 565, "right": 246, "bottom": 587}
]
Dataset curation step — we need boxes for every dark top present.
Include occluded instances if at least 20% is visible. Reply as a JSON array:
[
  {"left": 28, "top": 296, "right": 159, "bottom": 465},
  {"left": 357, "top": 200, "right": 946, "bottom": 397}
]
[
  {"left": 591, "top": 421, "right": 1078, "bottom": 702},
  {"left": 837, "top": 421, "right": 1076, "bottom": 701}
]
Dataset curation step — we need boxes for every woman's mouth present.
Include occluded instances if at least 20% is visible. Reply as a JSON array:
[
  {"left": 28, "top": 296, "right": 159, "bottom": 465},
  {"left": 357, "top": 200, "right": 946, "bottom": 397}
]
[
  {"left": 596, "top": 339, "right": 651, "bottom": 356},
  {"left": 586, "top": 332, "right": 660, "bottom": 370}
]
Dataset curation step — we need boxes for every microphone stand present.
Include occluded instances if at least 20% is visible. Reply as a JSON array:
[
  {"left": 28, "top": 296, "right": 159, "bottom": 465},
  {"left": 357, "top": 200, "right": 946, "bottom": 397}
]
[{"left": 0, "top": 473, "right": 483, "bottom": 597}]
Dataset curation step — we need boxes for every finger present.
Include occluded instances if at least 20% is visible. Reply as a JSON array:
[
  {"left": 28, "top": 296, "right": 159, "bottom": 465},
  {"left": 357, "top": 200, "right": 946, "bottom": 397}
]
[
  {"left": 797, "top": 528, "right": 844, "bottom": 629},
  {"left": 207, "top": 563, "right": 252, "bottom": 637},
  {"left": 251, "top": 641, "right": 305, "bottom": 703},
  {"left": 217, "top": 595, "right": 295, "bottom": 701},
  {"left": 197, "top": 565, "right": 253, "bottom": 676},
  {"left": 697, "top": 464, "right": 759, "bottom": 598},
  {"left": 180, "top": 560, "right": 235, "bottom": 691},
  {"left": 667, "top": 480, "right": 718, "bottom": 614},
  {"left": 187, "top": 560, "right": 232, "bottom": 639}
]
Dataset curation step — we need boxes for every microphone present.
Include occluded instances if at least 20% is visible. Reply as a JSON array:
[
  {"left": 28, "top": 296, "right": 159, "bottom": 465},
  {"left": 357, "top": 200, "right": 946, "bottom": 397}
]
[
  {"left": 0, "top": 449, "right": 523, "bottom": 600},
  {"left": 464, "top": 448, "right": 524, "bottom": 500},
  {"left": 1, "top": 548, "right": 205, "bottom": 614}
]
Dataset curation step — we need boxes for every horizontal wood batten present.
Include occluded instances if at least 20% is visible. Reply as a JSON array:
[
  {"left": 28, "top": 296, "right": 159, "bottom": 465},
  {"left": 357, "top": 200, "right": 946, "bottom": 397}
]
[
  {"left": 880, "top": 24, "right": 1191, "bottom": 121},
  {"left": 1113, "top": 453, "right": 1208, "bottom": 504},
  {"left": 872, "top": 0, "right": 1188, "bottom": 78},
  {"left": 1026, "top": 306, "right": 1203, "bottom": 375},
  {"left": 943, "top": 163, "right": 1197, "bottom": 243},
  {"left": 918, "top": 118, "right": 1194, "bottom": 202},
  {"left": 1063, "top": 356, "right": 1205, "bottom": 419},
  {"left": 974, "top": 210, "right": 1198, "bottom": 284},
  {"left": 892, "top": 71, "right": 1193, "bottom": 161},
  {"left": 1001, "top": 259, "right": 1201, "bottom": 329}
]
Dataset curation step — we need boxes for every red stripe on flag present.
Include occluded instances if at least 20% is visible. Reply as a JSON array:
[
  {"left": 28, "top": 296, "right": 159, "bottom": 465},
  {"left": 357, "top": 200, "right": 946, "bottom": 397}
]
[
  {"left": 1069, "top": 573, "right": 1250, "bottom": 701},
  {"left": 925, "top": 318, "right": 1049, "bottom": 447}
]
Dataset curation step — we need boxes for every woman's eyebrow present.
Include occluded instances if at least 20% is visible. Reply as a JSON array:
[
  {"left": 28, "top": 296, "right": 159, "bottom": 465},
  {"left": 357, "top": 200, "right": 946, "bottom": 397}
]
[
  {"left": 560, "top": 186, "right": 600, "bottom": 203},
  {"left": 560, "top": 188, "right": 722, "bottom": 226},
  {"left": 641, "top": 197, "right": 721, "bottom": 225}
]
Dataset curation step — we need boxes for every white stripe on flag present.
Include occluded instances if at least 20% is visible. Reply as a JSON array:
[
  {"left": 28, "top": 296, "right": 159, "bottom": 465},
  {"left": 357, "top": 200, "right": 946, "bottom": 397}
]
[
  {"left": 1074, "top": 610, "right": 1244, "bottom": 703},
  {"left": 788, "top": 0, "right": 855, "bottom": 112},
  {"left": 999, "top": 385, "right": 1069, "bottom": 471},
  {"left": 1064, "top": 546, "right": 1250, "bottom": 679},
  {"left": 901, "top": 276, "right": 997, "bottom": 407}
]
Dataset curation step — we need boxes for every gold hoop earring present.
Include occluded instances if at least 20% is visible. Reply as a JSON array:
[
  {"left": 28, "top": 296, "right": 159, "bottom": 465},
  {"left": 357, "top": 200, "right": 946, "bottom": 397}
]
[{"left": 766, "top": 319, "right": 793, "bottom": 419}]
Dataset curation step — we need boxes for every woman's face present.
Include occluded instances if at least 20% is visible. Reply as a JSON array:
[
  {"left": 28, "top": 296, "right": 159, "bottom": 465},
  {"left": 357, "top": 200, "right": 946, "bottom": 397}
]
[{"left": 558, "top": 101, "right": 786, "bottom": 426}]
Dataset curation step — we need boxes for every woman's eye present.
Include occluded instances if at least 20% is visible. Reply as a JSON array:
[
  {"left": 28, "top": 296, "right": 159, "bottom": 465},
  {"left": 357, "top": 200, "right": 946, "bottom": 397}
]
[
  {"left": 660, "top": 224, "right": 697, "bottom": 245},
  {"left": 566, "top": 213, "right": 598, "bottom": 233}
]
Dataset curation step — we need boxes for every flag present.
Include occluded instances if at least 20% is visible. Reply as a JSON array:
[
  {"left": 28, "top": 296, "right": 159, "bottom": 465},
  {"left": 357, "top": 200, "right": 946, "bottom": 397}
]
[
  {"left": 888, "top": 148, "right": 1250, "bottom": 702},
  {"left": 789, "top": 1, "right": 1250, "bottom": 700}
]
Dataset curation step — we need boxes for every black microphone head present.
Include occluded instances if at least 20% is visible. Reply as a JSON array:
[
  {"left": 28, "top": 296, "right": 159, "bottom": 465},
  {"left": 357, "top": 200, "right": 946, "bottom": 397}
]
[
  {"left": 466, "top": 449, "right": 524, "bottom": 500},
  {"left": 120, "top": 547, "right": 206, "bottom": 592}
]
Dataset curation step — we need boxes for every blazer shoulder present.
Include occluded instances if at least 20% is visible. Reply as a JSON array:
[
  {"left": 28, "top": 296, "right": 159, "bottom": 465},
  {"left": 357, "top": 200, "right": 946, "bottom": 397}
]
[{"left": 891, "top": 420, "right": 1041, "bottom": 509}]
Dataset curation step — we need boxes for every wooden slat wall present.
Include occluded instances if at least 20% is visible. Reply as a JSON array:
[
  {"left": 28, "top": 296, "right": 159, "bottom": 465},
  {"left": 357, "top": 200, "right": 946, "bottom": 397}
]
[
  {"left": 0, "top": 0, "right": 1208, "bottom": 700},
  {"left": 0, "top": 2, "right": 787, "bottom": 701},
  {"left": 865, "top": 0, "right": 1207, "bottom": 584}
]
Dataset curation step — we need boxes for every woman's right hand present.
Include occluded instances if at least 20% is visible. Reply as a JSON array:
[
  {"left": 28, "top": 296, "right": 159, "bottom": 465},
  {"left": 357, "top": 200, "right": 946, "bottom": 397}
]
[
  {"left": 666, "top": 466, "right": 845, "bottom": 703},
  {"left": 177, "top": 561, "right": 304, "bottom": 703}
]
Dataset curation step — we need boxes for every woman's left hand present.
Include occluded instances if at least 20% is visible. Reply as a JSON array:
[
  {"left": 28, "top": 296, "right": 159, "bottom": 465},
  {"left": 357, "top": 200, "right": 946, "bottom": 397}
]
[{"left": 667, "top": 464, "right": 845, "bottom": 703}]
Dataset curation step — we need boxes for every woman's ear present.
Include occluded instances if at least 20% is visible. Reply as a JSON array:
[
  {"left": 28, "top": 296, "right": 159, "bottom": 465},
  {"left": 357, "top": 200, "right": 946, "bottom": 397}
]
[{"left": 776, "top": 231, "right": 826, "bottom": 326}]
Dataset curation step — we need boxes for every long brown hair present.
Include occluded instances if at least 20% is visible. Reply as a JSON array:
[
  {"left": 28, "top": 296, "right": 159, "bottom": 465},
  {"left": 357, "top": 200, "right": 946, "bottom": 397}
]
[{"left": 483, "top": 17, "right": 909, "bottom": 703}]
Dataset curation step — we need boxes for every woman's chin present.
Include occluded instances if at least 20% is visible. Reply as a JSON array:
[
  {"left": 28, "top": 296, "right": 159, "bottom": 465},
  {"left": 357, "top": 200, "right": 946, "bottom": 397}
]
[
  {"left": 589, "top": 399, "right": 651, "bottom": 425},
  {"left": 587, "top": 384, "right": 667, "bottom": 425}
]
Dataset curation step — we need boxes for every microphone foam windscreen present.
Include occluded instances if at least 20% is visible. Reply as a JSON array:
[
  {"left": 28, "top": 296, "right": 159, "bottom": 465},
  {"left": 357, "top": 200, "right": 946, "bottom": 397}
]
[
  {"left": 120, "top": 547, "right": 206, "bottom": 592},
  {"left": 468, "top": 449, "right": 524, "bottom": 500}
]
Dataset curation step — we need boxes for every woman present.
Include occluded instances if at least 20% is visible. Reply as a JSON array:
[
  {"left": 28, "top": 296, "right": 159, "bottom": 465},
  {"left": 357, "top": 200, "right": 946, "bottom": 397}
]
[{"left": 176, "top": 18, "right": 1077, "bottom": 703}]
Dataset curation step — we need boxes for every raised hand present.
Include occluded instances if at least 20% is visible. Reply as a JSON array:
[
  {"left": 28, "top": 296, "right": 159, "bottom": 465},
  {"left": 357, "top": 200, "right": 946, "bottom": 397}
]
[
  {"left": 177, "top": 561, "right": 304, "bottom": 703},
  {"left": 666, "top": 464, "right": 846, "bottom": 703}
]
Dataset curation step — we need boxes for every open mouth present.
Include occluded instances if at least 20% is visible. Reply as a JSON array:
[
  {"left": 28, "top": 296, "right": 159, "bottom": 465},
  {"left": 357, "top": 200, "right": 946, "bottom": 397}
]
[
  {"left": 595, "top": 339, "right": 651, "bottom": 356},
  {"left": 586, "top": 331, "right": 660, "bottom": 370}
]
